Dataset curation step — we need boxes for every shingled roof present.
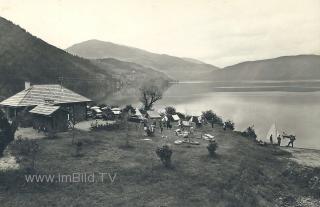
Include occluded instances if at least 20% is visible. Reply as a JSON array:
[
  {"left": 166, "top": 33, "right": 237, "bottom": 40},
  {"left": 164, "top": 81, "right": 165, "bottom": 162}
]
[
  {"left": 29, "top": 104, "right": 61, "bottom": 116},
  {"left": 0, "top": 84, "right": 91, "bottom": 107}
]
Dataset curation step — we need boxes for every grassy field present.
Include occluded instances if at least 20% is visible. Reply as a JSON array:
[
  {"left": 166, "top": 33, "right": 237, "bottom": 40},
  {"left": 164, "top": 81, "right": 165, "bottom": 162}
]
[{"left": 0, "top": 122, "right": 319, "bottom": 207}]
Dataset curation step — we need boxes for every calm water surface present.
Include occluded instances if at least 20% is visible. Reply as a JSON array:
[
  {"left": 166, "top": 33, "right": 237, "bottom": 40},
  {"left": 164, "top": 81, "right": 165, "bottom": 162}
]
[{"left": 105, "top": 82, "right": 320, "bottom": 149}]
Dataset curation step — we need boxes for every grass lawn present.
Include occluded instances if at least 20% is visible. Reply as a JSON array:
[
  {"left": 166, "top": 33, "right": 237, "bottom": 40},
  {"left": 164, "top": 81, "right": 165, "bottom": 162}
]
[{"left": 0, "top": 123, "right": 319, "bottom": 207}]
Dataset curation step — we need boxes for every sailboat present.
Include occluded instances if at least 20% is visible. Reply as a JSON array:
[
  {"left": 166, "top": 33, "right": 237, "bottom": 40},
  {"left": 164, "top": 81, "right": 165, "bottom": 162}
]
[
  {"left": 265, "top": 123, "right": 279, "bottom": 145},
  {"left": 265, "top": 122, "right": 290, "bottom": 146}
]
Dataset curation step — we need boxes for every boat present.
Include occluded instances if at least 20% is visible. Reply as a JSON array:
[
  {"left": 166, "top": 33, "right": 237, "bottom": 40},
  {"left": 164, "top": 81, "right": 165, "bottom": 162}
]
[
  {"left": 266, "top": 123, "right": 278, "bottom": 144},
  {"left": 265, "top": 123, "right": 290, "bottom": 146}
]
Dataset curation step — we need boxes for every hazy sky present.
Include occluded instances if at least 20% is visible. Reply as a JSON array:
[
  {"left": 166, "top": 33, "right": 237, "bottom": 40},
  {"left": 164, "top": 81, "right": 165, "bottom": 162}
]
[{"left": 1, "top": 0, "right": 319, "bottom": 67}]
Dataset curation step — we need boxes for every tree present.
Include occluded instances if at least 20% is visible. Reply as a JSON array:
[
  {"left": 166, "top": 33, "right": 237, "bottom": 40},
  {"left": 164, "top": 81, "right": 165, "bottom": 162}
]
[
  {"left": 241, "top": 125, "right": 257, "bottom": 139},
  {"left": 139, "top": 82, "right": 163, "bottom": 111},
  {"left": 224, "top": 120, "right": 235, "bottom": 130},
  {"left": 123, "top": 105, "right": 135, "bottom": 114},
  {"left": 165, "top": 106, "right": 176, "bottom": 115},
  {"left": 202, "top": 110, "right": 223, "bottom": 125}
]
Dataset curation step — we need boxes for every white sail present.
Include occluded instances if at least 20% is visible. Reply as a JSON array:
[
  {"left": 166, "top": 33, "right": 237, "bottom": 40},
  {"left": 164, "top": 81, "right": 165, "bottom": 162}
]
[{"left": 266, "top": 123, "right": 278, "bottom": 144}]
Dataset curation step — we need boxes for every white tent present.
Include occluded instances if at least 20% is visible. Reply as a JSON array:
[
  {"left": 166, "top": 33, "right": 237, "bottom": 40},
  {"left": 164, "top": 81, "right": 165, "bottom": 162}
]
[
  {"left": 135, "top": 108, "right": 142, "bottom": 116},
  {"left": 172, "top": 114, "right": 180, "bottom": 121}
]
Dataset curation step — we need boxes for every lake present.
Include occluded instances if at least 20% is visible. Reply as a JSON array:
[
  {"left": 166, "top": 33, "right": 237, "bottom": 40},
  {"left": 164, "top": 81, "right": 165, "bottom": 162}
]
[{"left": 105, "top": 81, "right": 320, "bottom": 150}]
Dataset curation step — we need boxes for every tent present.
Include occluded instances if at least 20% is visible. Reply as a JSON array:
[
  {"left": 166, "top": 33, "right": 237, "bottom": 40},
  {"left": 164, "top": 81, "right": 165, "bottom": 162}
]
[
  {"left": 172, "top": 114, "right": 180, "bottom": 121},
  {"left": 147, "top": 110, "right": 161, "bottom": 119},
  {"left": 181, "top": 121, "right": 191, "bottom": 127},
  {"left": 111, "top": 108, "right": 121, "bottom": 115},
  {"left": 189, "top": 116, "right": 199, "bottom": 123}
]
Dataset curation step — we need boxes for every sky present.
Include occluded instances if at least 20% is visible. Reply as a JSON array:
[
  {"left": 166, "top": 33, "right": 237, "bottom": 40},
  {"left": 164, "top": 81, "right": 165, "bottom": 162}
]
[{"left": 0, "top": 0, "right": 319, "bottom": 67}]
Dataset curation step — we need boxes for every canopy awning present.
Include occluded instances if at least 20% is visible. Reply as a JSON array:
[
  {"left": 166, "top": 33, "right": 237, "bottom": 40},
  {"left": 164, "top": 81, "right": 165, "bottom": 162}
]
[{"left": 29, "top": 105, "right": 60, "bottom": 116}]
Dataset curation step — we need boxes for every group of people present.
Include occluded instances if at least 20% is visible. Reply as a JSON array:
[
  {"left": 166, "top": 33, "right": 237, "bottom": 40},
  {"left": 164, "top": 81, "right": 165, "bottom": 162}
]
[
  {"left": 143, "top": 120, "right": 166, "bottom": 136},
  {"left": 269, "top": 133, "right": 296, "bottom": 147}
]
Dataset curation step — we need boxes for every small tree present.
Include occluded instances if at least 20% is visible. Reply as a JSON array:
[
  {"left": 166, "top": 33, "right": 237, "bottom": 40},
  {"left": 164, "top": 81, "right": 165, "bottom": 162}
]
[
  {"left": 139, "top": 81, "right": 163, "bottom": 111},
  {"left": 0, "top": 109, "right": 27, "bottom": 157},
  {"left": 241, "top": 125, "right": 257, "bottom": 139},
  {"left": 156, "top": 145, "right": 172, "bottom": 168},
  {"left": 207, "top": 140, "right": 218, "bottom": 157},
  {"left": 224, "top": 120, "right": 235, "bottom": 130},
  {"left": 10, "top": 136, "right": 40, "bottom": 171}
]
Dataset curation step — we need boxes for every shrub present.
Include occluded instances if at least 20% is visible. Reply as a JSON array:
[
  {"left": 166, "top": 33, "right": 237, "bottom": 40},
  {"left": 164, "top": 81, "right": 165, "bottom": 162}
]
[
  {"left": 202, "top": 110, "right": 223, "bottom": 125},
  {"left": 241, "top": 125, "right": 257, "bottom": 139},
  {"left": 224, "top": 120, "right": 235, "bottom": 130},
  {"left": 207, "top": 140, "right": 218, "bottom": 157},
  {"left": 10, "top": 136, "right": 40, "bottom": 170},
  {"left": 156, "top": 145, "right": 172, "bottom": 168}
]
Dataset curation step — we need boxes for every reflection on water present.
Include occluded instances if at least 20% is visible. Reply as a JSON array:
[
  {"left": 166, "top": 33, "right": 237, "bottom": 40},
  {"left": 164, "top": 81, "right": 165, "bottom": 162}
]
[{"left": 105, "top": 82, "right": 320, "bottom": 149}]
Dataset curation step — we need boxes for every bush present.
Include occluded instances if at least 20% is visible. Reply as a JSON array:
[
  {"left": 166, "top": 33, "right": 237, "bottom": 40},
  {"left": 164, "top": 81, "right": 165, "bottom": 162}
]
[
  {"left": 241, "top": 125, "right": 257, "bottom": 139},
  {"left": 156, "top": 145, "right": 172, "bottom": 168},
  {"left": 207, "top": 140, "right": 218, "bottom": 157},
  {"left": 10, "top": 136, "right": 40, "bottom": 170},
  {"left": 202, "top": 110, "right": 223, "bottom": 125},
  {"left": 224, "top": 120, "right": 235, "bottom": 130}
]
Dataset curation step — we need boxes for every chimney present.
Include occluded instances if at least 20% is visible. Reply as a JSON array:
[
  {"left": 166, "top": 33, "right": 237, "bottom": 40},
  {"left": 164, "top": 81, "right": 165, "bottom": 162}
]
[{"left": 25, "top": 81, "right": 31, "bottom": 89}]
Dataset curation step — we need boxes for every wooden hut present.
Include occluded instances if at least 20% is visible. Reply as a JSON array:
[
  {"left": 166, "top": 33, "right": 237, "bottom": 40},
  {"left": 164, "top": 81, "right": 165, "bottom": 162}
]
[{"left": 0, "top": 84, "right": 92, "bottom": 132}]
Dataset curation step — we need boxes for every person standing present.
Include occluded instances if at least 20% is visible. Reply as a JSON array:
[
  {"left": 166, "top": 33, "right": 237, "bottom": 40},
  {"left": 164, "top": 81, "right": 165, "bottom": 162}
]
[
  {"left": 270, "top": 134, "right": 273, "bottom": 144},
  {"left": 159, "top": 121, "right": 163, "bottom": 134},
  {"left": 277, "top": 135, "right": 281, "bottom": 146},
  {"left": 287, "top": 136, "right": 296, "bottom": 148}
]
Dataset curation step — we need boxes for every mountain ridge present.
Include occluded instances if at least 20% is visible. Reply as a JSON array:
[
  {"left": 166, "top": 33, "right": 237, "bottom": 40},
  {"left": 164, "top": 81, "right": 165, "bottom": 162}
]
[
  {"left": 0, "top": 17, "right": 169, "bottom": 100},
  {"left": 210, "top": 54, "right": 320, "bottom": 81},
  {"left": 66, "top": 39, "right": 220, "bottom": 81}
]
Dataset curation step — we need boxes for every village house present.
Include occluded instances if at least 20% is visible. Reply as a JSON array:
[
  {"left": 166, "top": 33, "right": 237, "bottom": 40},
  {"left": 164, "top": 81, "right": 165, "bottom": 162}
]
[{"left": 0, "top": 82, "right": 91, "bottom": 132}]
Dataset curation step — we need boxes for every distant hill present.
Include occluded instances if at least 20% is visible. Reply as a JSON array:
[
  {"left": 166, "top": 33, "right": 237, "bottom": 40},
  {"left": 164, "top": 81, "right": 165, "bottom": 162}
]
[
  {"left": 0, "top": 17, "right": 169, "bottom": 100},
  {"left": 66, "top": 39, "right": 220, "bottom": 80},
  {"left": 210, "top": 55, "right": 320, "bottom": 81},
  {"left": 91, "top": 58, "right": 169, "bottom": 82}
]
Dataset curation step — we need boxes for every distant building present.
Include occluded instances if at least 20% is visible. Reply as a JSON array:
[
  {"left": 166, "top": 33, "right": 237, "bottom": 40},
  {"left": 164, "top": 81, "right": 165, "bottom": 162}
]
[{"left": 0, "top": 84, "right": 92, "bottom": 132}]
